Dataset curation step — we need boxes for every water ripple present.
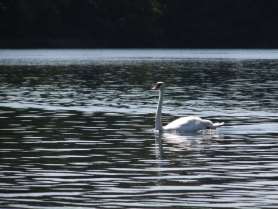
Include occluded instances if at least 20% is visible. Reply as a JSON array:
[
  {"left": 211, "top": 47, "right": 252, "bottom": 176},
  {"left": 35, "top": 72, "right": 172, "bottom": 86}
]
[{"left": 0, "top": 57, "right": 278, "bottom": 208}]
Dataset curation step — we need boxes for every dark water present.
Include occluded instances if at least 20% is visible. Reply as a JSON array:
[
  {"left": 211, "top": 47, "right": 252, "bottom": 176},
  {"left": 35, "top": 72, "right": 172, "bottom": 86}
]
[{"left": 1, "top": 50, "right": 278, "bottom": 209}]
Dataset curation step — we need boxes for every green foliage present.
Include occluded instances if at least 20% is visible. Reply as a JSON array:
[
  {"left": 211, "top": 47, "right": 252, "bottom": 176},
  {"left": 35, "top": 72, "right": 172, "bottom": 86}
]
[{"left": 0, "top": 0, "right": 278, "bottom": 48}]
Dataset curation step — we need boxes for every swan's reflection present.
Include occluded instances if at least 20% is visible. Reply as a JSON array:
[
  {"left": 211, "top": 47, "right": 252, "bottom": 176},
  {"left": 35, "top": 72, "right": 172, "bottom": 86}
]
[
  {"left": 154, "top": 131, "right": 163, "bottom": 160},
  {"left": 152, "top": 131, "right": 224, "bottom": 191},
  {"left": 154, "top": 130, "right": 222, "bottom": 158}
]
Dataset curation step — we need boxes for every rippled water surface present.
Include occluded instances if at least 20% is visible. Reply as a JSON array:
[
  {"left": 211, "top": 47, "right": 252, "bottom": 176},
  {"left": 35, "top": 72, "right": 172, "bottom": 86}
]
[{"left": 0, "top": 49, "right": 278, "bottom": 209}]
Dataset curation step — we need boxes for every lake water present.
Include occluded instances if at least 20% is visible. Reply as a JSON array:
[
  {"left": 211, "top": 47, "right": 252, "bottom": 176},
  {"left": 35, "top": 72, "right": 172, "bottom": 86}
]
[{"left": 0, "top": 49, "right": 278, "bottom": 209}]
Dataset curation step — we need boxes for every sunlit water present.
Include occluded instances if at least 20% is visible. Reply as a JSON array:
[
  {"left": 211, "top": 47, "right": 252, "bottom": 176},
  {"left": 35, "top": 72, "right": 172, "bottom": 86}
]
[{"left": 0, "top": 49, "right": 278, "bottom": 209}]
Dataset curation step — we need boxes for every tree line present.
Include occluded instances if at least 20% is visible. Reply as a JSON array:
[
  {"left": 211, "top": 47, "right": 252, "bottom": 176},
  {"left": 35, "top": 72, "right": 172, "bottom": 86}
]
[{"left": 1, "top": 0, "right": 278, "bottom": 48}]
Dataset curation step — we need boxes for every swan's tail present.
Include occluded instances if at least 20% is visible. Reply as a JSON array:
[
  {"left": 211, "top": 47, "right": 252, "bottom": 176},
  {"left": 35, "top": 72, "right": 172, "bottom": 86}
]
[{"left": 212, "top": 122, "right": 224, "bottom": 128}]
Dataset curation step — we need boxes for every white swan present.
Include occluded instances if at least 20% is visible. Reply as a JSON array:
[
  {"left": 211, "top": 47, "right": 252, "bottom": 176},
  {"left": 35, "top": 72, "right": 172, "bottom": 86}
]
[{"left": 152, "top": 82, "right": 224, "bottom": 133}]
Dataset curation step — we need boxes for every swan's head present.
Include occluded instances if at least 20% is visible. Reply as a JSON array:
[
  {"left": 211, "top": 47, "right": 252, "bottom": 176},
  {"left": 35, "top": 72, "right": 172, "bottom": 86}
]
[{"left": 152, "top": 82, "right": 164, "bottom": 90}]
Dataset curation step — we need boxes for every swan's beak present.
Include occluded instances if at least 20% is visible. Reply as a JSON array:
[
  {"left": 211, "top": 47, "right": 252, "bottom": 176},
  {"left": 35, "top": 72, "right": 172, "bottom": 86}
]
[{"left": 152, "top": 82, "right": 163, "bottom": 90}]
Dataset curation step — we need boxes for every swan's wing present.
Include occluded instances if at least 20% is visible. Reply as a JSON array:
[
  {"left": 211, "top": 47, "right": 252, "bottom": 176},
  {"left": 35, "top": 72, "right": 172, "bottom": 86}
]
[
  {"left": 212, "top": 122, "right": 224, "bottom": 128},
  {"left": 163, "top": 116, "right": 204, "bottom": 132},
  {"left": 164, "top": 116, "right": 224, "bottom": 132}
]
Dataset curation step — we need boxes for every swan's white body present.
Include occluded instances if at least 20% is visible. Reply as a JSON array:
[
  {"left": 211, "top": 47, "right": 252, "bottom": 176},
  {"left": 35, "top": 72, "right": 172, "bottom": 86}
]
[
  {"left": 163, "top": 116, "right": 223, "bottom": 132},
  {"left": 152, "top": 82, "right": 224, "bottom": 133}
]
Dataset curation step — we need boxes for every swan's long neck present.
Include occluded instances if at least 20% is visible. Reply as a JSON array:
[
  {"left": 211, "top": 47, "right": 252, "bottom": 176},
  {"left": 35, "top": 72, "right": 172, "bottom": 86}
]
[{"left": 155, "top": 88, "right": 163, "bottom": 131}]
